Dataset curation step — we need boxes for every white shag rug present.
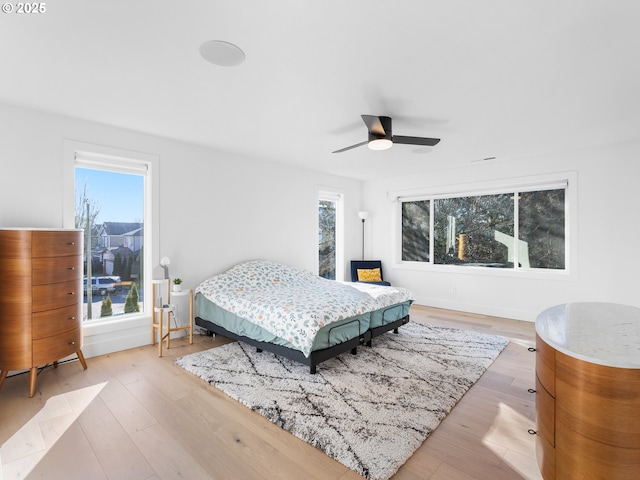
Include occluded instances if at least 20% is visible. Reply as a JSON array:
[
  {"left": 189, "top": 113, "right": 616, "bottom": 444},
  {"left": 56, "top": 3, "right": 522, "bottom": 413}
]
[{"left": 176, "top": 322, "right": 509, "bottom": 480}]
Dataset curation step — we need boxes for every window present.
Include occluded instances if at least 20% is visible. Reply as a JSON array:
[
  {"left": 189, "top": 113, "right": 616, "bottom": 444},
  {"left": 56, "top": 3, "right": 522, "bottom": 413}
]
[
  {"left": 71, "top": 150, "right": 152, "bottom": 322},
  {"left": 518, "top": 189, "right": 566, "bottom": 269},
  {"left": 402, "top": 200, "right": 430, "bottom": 262},
  {"left": 400, "top": 182, "right": 567, "bottom": 271},
  {"left": 318, "top": 191, "right": 344, "bottom": 280},
  {"left": 434, "top": 193, "right": 515, "bottom": 266}
]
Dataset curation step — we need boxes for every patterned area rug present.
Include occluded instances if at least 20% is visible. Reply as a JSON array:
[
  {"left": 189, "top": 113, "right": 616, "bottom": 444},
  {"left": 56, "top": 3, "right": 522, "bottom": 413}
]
[{"left": 176, "top": 322, "right": 509, "bottom": 480}]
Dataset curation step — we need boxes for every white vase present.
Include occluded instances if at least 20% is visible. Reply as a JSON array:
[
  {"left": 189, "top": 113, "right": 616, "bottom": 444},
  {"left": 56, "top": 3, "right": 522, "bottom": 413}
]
[{"left": 172, "top": 284, "right": 182, "bottom": 292}]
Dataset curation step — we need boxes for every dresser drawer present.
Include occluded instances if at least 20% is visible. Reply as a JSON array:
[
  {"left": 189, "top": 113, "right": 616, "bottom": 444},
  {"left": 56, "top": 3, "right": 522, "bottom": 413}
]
[
  {"left": 535, "top": 432, "right": 555, "bottom": 480},
  {"left": 536, "top": 334, "right": 556, "bottom": 396},
  {"left": 556, "top": 425, "right": 640, "bottom": 480},
  {"left": 556, "top": 349, "right": 640, "bottom": 449},
  {"left": 32, "top": 231, "right": 82, "bottom": 257},
  {"left": 32, "top": 255, "right": 82, "bottom": 285},
  {"left": 0, "top": 229, "right": 31, "bottom": 259},
  {"left": 536, "top": 376, "right": 555, "bottom": 447},
  {"left": 33, "top": 304, "right": 81, "bottom": 339},
  {"left": 0, "top": 306, "right": 33, "bottom": 370},
  {"left": 32, "top": 280, "right": 81, "bottom": 312},
  {"left": 32, "top": 327, "right": 81, "bottom": 366}
]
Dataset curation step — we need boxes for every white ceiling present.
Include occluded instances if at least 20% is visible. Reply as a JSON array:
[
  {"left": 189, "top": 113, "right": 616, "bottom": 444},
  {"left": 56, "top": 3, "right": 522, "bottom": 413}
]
[{"left": 1, "top": 1, "right": 639, "bottom": 180}]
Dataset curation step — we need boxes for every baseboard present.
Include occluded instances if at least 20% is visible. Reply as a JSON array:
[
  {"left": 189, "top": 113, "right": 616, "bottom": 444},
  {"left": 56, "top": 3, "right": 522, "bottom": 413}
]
[{"left": 413, "top": 296, "right": 535, "bottom": 322}]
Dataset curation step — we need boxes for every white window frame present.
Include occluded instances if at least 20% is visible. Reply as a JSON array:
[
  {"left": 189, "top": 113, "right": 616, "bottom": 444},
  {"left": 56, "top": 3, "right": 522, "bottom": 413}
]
[
  {"left": 317, "top": 189, "right": 345, "bottom": 281},
  {"left": 63, "top": 140, "right": 160, "bottom": 357},
  {"left": 391, "top": 172, "right": 577, "bottom": 279}
]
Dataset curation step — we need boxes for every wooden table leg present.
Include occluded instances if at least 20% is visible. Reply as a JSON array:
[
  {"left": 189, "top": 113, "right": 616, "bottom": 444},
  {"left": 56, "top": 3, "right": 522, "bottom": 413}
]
[
  {"left": 165, "top": 309, "right": 171, "bottom": 350},
  {"left": 158, "top": 308, "right": 164, "bottom": 357},
  {"left": 29, "top": 367, "right": 38, "bottom": 398},
  {"left": 77, "top": 350, "right": 88, "bottom": 370},
  {"left": 0, "top": 369, "right": 7, "bottom": 391},
  {"left": 189, "top": 289, "right": 193, "bottom": 344},
  {"left": 152, "top": 308, "right": 158, "bottom": 346}
]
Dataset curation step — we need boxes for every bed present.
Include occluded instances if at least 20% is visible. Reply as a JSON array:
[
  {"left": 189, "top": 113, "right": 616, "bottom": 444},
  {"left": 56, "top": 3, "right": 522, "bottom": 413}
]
[{"left": 194, "top": 260, "right": 414, "bottom": 373}]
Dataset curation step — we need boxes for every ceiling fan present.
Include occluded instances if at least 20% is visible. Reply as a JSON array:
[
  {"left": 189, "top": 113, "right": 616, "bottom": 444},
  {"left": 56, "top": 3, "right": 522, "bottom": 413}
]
[{"left": 332, "top": 115, "right": 441, "bottom": 153}]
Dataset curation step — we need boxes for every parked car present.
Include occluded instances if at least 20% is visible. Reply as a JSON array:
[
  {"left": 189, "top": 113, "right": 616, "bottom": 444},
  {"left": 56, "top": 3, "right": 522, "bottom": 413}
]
[{"left": 84, "top": 276, "right": 122, "bottom": 296}]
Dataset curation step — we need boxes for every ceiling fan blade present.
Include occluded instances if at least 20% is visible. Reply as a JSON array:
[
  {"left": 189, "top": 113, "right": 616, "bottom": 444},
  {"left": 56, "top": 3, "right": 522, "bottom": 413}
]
[
  {"left": 393, "top": 135, "right": 441, "bottom": 147},
  {"left": 361, "top": 115, "right": 386, "bottom": 136},
  {"left": 332, "top": 140, "right": 369, "bottom": 153}
]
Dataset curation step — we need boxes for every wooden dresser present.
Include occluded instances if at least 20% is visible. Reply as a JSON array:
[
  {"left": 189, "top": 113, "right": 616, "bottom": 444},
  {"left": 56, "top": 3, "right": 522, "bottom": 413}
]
[
  {"left": 0, "top": 228, "right": 87, "bottom": 397},
  {"left": 535, "top": 302, "right": 640, "bottom": 479}
]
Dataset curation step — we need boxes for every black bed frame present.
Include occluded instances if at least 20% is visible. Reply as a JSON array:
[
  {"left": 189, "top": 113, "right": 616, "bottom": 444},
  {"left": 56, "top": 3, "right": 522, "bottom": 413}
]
[{"left": 195, "top": 308, "right": 410, "bottom": 374}]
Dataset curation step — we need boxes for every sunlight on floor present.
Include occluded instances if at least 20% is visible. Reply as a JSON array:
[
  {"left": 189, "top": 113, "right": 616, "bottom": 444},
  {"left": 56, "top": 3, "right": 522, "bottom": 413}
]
[
  {"left": 482, "top": 402, "right": 543, "bottom": 480},
  {"left": 0, "top": 382, "right": 107, "bottom": 480},
  {"left": 509, "top": 337, "right": 535, "bottom": 349}
]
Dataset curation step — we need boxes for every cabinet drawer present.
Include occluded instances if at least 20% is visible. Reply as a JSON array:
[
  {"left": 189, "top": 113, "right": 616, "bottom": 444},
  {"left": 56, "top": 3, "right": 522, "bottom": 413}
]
[
  {"left": 32, "top": 255, "right": 82, "bottom": 285},
  {"left": 535, "top": 433, "right": 556, "bottom": 480},
  {"left": 33, "top": 304, "right": 81, "bottom": 340},
  {"left": 556, "top": 425, "right": 640, "bottom": 480},
  {"left": 536, "top": 376, "right": 555, "bottom": 447},
  {"left": 556, "top": 350, "right": 640, "bottom": 449},
  {"left": 32, "top": 327, "right": 81, "bottom": 366},
  {"left": 536, "top": 334, "right": 556, "bottom": 396},
  {"left": 32, "top": 280, "right": 81, "bottom": 312},
  {"left": 0, "top": 308, "right": 32, "bottom": 370},
  {"left": 32, "top": 231, "right": 82, "bottom": 257},
  {"left": 0, "top": 230, "right": 31, "bottom": 259}
]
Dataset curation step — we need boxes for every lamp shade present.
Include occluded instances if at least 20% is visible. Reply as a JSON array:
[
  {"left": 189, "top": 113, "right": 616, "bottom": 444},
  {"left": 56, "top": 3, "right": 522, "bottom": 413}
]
[
  {"left": 358, "top": 211, "right": 369, "bottom": 220},
  {"left": 160, "top": 256, "right": 171, "bottom": 267}
]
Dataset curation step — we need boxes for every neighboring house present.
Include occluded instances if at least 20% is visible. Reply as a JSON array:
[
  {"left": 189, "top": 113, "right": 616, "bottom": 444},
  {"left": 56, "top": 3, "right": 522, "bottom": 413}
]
[
  {"left": 93, "top": 223, "right": 142, "bottom": 277},
  {"left": 96, "top": 222, "right": 143, "bottom": 251},
  {"left": 101, "top": 245, "right": 136, "bottom": 276}
]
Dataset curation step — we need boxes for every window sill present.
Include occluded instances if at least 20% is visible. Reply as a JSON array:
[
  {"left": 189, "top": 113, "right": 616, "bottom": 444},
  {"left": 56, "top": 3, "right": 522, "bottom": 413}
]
[
  {"left": 83, "top": 313, "right": 150, "bottom": 335},
  {"left": 393, "top": 261, "right": 574, "bottom": 281}
]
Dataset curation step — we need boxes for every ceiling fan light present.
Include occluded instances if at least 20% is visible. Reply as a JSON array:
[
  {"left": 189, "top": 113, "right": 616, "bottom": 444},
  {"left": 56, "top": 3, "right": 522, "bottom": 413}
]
[{"left": 368, "top": 138, "right": 393, "bottom": 151}]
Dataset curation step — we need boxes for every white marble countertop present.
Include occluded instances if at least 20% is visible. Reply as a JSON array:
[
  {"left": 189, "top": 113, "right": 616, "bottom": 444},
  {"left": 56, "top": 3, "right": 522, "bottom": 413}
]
[{"left": 536, "top": 302, "right": 640, "bottom": 369}]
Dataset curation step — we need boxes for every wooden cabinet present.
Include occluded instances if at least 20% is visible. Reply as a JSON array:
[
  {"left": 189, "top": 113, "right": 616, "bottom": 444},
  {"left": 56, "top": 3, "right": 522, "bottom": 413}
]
[
  {"left": 535, "top": 303, "right": 640, "bottom": 480},
  {"left": 0, "top": 229, "right": 87, "bottom": 397},
  {"left": 534, "top": 334, "right": 556, "bottom": 480}
]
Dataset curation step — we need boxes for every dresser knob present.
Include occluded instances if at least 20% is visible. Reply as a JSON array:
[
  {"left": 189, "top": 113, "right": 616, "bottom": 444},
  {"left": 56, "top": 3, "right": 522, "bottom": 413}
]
[
  {"left": 528, "top": 429, "right": 537, "bottom": 436},
  {"left": 68, "top": 292, "right": 75, "bottom": 296},
  {"left": 68, "top": 267, "right": 75, "bottom": 270},
  {"left": 528, "top": 388, "right": 536, "bottom": 394},
  {"left": 528, "top": 347, "right": 536, "bottom": 352},
  {"left": 68, "top": 316, "right": 75, "bottom": 320},
  {"left": 68, "top": 341, "right": 75, "bottom": 345},
  {"left": 68, "top": 242, "right": 75, "bottom": 245}
]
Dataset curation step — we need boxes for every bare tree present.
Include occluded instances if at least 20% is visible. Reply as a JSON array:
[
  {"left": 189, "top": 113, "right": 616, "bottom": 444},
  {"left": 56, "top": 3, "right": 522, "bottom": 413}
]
[
  {"left": 75, "top": 181, "right": 101, "bottom": 232},
  {"left": 318, "top": 200, "right": 336, "bottom": 279}
]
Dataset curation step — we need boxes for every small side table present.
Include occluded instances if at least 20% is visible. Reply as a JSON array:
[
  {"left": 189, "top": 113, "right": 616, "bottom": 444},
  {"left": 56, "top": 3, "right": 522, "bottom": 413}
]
[{"left": 151, "top": 282, "right": 193, "bottom": 357}]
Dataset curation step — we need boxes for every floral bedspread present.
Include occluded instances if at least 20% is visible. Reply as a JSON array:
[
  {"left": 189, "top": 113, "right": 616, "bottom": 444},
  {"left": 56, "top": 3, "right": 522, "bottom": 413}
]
[{"left": 196, "top": 260, "right": 414, "bottom": 357}]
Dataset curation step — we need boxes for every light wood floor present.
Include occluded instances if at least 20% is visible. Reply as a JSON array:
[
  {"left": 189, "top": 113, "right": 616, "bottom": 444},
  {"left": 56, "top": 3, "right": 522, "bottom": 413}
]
[{"left": 0, "top": 305, "right": 543, "bottom": 480}]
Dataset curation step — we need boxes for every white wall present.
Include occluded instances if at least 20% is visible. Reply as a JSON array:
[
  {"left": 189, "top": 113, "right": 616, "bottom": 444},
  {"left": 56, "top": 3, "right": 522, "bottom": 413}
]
[
  {"left": 363, "top": 140, "right": 640, "bottom": 321},
  {"left": 0, "top": 102, "right": 364, "bottom": 279},
  {"left": 0, "top": 103, "right": 364, "bottom": 356},
  {"left": 138, "top": 137, "right": 363, "bottom": 287},
  {"left": 3, "top": 100, "right": 637, "bottom": 339}
]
